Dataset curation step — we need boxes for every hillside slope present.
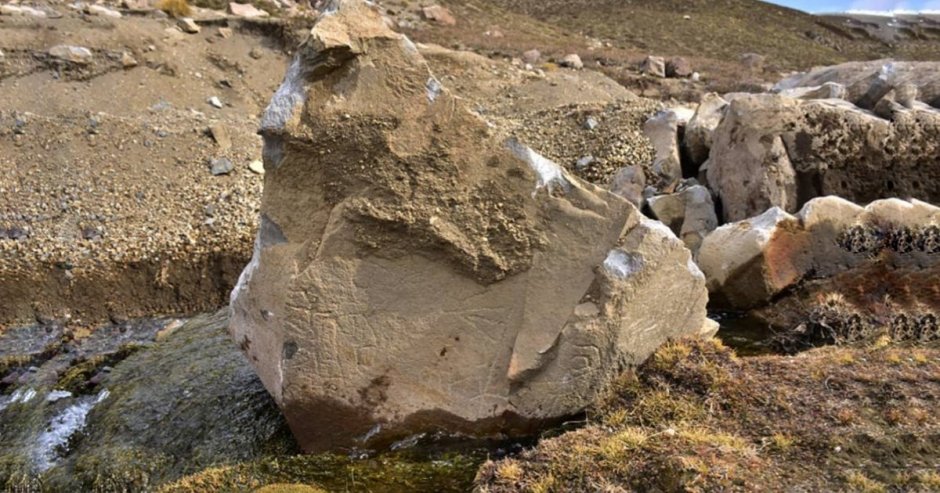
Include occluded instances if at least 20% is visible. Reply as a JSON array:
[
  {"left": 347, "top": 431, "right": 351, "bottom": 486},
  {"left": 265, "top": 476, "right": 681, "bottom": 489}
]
[{"left": 418, "top": 0, "right": 938, "bottom": 73}]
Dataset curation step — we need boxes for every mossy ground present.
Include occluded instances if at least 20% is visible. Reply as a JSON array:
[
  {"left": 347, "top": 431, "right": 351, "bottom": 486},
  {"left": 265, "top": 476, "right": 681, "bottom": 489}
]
[
  {"left": 477, "top": 338, "right": 940, "bottom": 492},
  {"left": 160, "top": 452, "right": 481, "bottom": 493}
]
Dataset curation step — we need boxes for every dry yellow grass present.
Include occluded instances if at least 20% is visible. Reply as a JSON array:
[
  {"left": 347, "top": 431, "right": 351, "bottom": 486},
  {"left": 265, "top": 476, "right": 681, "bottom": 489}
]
[{"left": 157, "top": 0, "right": 191, "bottom": 18}]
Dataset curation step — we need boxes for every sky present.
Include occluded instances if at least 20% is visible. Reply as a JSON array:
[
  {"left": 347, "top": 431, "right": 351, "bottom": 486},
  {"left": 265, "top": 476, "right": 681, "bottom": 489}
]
[{"left": 766, "top": 0, "right": 940, "bottom": 12}]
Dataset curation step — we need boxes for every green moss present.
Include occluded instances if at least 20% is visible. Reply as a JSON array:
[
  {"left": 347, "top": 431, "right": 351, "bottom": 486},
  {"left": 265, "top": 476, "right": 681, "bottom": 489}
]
[{"left": 55, "top": 343, "right": 145, "bottom": 395}]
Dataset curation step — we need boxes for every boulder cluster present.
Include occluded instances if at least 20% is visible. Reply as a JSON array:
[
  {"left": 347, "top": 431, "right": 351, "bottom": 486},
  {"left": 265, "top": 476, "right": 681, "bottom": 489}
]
[
  {"left": 230, "top": 0, "right": 711, "bottom": 452},
  {"left": 230, "top": 0, "right": 939, "bottom": 452}
]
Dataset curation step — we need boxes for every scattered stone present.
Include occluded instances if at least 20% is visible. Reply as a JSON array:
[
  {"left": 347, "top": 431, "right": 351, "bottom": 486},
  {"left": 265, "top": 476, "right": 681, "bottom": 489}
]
[
  {"left": 1, "top": 5, "right": 47, "bottom": 17},
  {"left": 249, "top": 47, "right": 264, "bottom": 60},
  {"left": 740, "top": 53, "right": 766, "bottom": 72},
  {"left": 230, "top": 0, "right": 708, "bottom": 453},
  {"left": 178, "top": 18, "right": 201, "bottom": 34},
  {"left": 48, "top": 45, "right": 94, "bottom": 65},
  {"left": 522, "top": 49, "right": 541, "bottom": 65},
  {"left": 608, "top": 165, "right": 646, "bottom": 208},
  {"left": 665, "top": 57, "right": 692, "bottom": 78},
  {"left": 121, "top": 52, "right": 138, "bottom": 68},
  {"left": 422, "top": 5, "right": 456, "bottom": 25},
  {"left": 208, "top": 122, "right": 232, "bottom": 150},
  {"left": 248, "top": 160, "right": 265, "bottom": 175},
  {"left": 217, "top": 27, "right": 234, "bottom": 39},
  {"left": 641, "top": 56, "right": 666, "bottom": 78},
  {"left": 209, "top": 157, "right": 233, "bottom": 175},
  {"left": 642, "top": 110, "right": 682, "bottom": 190},
  {"left": 228, "top": 2, "right": 270, "bottom": 18},
  {"left": 583, "top": 116, "right": 599, "bottom": 130},
  {"left": 0, "top": 49, "right": 5, "bottom": 64},
  {"left": 81, "top": 226, "right": 105, "bottom": 240},
  {"left": 559, "top": 54, "right": 584, "bottom": 69},
  {"left": 691, "top": 72, "right": 701, "bottom": 82},
  {"left": 86, "top": 5, "right": 122, "bottom": 18},
  {"left": 576, "top": 155, "right": 595, "bottom": 169},
  {"left": 208, "top": 96, "right": 223, "bottom": 109}
]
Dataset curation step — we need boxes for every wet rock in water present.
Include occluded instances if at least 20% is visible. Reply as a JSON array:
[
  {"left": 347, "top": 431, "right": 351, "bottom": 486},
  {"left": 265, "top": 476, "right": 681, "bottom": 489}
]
[
  {"left": 230, "top": 0, "right": 709, "bottom": 453},
  {"left": 697, "top": 197, "right": 940, "bottom": 310},
  {"left": 642, "top": 110, "right": 682, "bottom": 190},
  {"left": 703, "top": 93, "right": 940, "bottom": 222},
  {"left": 39, "top": 311, "right": 294, "bottom": 491},
  {"left": 48, "top": 45, "right": 94, "bottom": 65},
  {"left": 608, "top": 165, "right": 646, "bottom": 208},
  {"left": 683, "top": 92, "right": 727, "bottom": 168}
]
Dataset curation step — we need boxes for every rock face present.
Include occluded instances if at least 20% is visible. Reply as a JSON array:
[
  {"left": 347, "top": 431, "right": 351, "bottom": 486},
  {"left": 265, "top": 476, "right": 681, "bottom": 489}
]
[
  {"left": 683, "top": 92, "right": 727, "bottom": 168},
  {"left": 698, "top": 197, "right": 940, "bottom": 310},
  {"left": 642, "top": 110, "right": 682, "bottom": 191},
  {"left": 641, "top": 56, "right": 666, "bottom": 78},
  {"left": 648, "top": 185, "right": 718, "bottom": 252},
  {"left": 704, "top": 94, "right": 940, "bottom": 222},
  {"left": 230, "top": 0, "right": 709, "bottom": 453},
  {"left": 775, "top": 60, "right": 940, "bottom": 109}
]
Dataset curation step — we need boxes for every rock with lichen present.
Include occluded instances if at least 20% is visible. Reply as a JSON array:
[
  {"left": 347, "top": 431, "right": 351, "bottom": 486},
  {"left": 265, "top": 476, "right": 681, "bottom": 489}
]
[{"left": 230, "top": 0, "right": 709, "bottom": 453}]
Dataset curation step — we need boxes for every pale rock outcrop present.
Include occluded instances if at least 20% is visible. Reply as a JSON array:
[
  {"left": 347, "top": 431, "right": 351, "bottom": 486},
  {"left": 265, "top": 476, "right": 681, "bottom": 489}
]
[
  {"left": 698, "top": 197, "right": 940, "bottom": 310},
  {"left": 704, "top": 95, "right": 797, "bottom": 222},
  {"left": 228, "top": 2, "right": 270, "bottom": 18},
  {"left": 643, "top": 110, "right": 682, "bottom": 191},
  {"left": 698, "top": 207, "right": 807, "bottom": 309},
  {"left": 777, "top": 82, "right": 846, "bottom": 100},
  {"left": 230, "top": 0, "right": 708, "bottom": 453},
  {"left": 705, "top": 94, "right": 940, "bottom": 222},
  {"left": 775, "top": 60, "right": 940, "bottom": 109},
  {"left": 683, "top": 92, "right": 728, "bottom": 167},
  {"left": 48, "top": 45, "right": 94, "bottom": 64}
]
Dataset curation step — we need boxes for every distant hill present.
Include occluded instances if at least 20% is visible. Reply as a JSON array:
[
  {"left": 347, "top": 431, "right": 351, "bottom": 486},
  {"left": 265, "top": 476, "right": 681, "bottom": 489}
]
[{"left": 424, "top": 0, "right": 940, "bottom": 70}]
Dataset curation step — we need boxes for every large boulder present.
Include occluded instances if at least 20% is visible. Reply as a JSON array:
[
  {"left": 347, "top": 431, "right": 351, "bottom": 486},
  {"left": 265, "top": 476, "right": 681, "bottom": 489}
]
[
  {"left": 705, "top": 94, "right": 940, "bottom": 222},
  {"left": 230, "top": 0, "right": 709, "bottom": 453},
  {"left": 698, "top": 197, "right": 940, "bottom": 310}
]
